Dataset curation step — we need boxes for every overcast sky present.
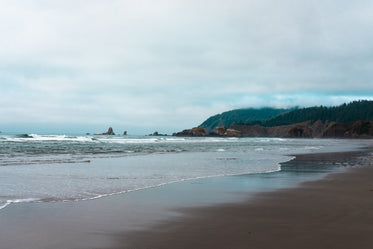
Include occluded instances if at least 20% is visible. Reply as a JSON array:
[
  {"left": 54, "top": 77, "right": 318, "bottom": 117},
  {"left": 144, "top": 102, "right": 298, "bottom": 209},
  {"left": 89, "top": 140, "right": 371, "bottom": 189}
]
[{"left": 1, "top": 0, "right": 373, "bottom": 134}]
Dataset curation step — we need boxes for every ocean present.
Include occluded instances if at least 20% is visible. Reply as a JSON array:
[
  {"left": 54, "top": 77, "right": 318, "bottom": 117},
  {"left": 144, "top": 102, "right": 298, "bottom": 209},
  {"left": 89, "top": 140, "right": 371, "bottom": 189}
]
[{"left": 0, "top": 134, "right": 368, "bottom": 210}]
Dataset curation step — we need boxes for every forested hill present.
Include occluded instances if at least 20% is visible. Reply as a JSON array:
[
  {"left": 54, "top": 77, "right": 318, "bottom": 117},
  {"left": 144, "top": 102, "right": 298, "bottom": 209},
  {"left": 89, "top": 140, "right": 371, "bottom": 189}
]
[
  {"left": 176, "top": 100, "right": 373, "bottom": 138},
  {"left": 263, "top": 100, "right": 373, "bottom": 127},
  {"left": 199, "top": 108, "right": 290, "bottom": 132},
  {"left": 199, "top": 100, "right": 373, "bottom": 133}
]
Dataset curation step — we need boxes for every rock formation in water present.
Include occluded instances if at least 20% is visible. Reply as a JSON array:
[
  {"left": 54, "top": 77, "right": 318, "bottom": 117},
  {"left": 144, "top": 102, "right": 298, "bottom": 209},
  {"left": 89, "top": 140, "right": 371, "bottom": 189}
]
[
  {"left": 174, "top": 127, "right": 207, "bottom": 137},
  {"left": 95, "top": 127, "right": 115, "bottom": 135},
  {"left": 148, "top": 131, "right": 168, "bottom": 136}
]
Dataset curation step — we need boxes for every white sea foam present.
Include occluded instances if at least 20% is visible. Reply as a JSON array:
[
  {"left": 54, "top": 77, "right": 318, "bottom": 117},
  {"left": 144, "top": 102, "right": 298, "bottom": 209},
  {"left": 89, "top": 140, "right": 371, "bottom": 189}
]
[
  {"left": 304, "top": 146, "right": 322, "bottom": 150},
  {"left": 0, "top": 198, "right": 40, "bottom": 210},
  {"left": 3, "top": 133, "right": 243, "bottom": 144},
  {"left": 5, "top": 134, "right": 95, "bottom": 143},
  {"left": 0, "top": 203, "right": 9, "bottom": 210}
]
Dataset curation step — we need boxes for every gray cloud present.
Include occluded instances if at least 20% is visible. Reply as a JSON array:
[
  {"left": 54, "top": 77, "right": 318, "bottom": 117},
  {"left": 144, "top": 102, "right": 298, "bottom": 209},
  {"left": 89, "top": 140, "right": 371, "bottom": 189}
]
[{"left": 1, "top": 0, "right": 373, "bottom": 133}]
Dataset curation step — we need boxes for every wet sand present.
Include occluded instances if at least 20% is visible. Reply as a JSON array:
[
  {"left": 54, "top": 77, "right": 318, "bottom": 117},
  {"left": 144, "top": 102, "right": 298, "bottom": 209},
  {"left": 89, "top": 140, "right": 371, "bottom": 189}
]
[
  {"left": 119, "top": 152, "right": 373, "bottom": 249},
  {"left": 1, "top": 149, "right": 372, "bottom": 249}
]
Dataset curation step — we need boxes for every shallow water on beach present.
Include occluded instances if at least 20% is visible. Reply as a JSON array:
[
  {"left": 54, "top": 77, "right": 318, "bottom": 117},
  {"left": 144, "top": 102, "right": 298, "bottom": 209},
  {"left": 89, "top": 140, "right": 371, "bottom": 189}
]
[{"left": 0, "top": 134, "right": 369, "bottom": 210}]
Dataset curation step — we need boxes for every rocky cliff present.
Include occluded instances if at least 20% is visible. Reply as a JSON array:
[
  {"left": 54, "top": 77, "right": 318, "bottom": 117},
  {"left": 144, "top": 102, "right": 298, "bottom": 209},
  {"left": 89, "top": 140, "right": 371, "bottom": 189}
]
[
  {"left": 173, "top": 127, "right": 207, "bottom": 137},
  {"left": 227, "top": 121, "right": 324, "bottom": 138},
  {"left": 209, "top": 127, "right": 243, "bottom": 137},
  {"left": 174, "top": 120, "right": 373, "bottom": 138},
  {"left": 322, "top": 120, "right": 373, "bottom": 138},
  {"left": 229, "top": 120, "right": 373, "bottom": 138}
]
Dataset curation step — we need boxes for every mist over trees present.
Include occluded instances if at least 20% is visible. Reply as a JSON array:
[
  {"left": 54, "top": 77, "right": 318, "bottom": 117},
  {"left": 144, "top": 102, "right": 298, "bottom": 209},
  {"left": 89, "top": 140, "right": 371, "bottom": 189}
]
[
  {"left": 200, "top": 100, "right": 373, "bottom": 131},
  {"left": 263, "top": 100, "right": 373, "bottom": 126}
]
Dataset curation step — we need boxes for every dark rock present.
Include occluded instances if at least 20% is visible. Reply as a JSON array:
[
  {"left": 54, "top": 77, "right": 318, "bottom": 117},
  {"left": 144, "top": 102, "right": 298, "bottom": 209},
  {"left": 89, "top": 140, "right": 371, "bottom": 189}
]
[
  {"left": 174, "top": 127, "right": 206, "bottom": 137},
  {"left": 176, "top": 120, "right": 373, "bottom": 138},
  {"left": 123, "top": 131, "right": 127, "bottom": 135},
  {"left": 322, "top": 122, "right": 349, "bottom": 137},
  {"left": 228, "top": 124, "right": 268, "bottom": 137},
  {"left": 351, "top": 120, "right": 373, "bottom": 137},
  {"left": 209, "top": 127, "right": 242, "bottom": 137},
  {"left": 107, "top": 127, "right": 115, "bottom": 135},
  {"left": 323, "top": 120, "right": 373, "bottom": 138},
  {"left": 95, "top": 127, "right": 115, "bottom": 135},
  {"left": 225, "top": 128, "right": 243, "bottom": 137},
  {"left": 286, "top": 125, "right": 312, "bottom": 138},
  {"left": 209, "top": 127, "right": 226, "bottom": 136},
  {"left": 230, "top": 121, "right": 329, "bottom": 138},
  {"left": 149, "top": 131, "right": 168, "bottom": 136}
]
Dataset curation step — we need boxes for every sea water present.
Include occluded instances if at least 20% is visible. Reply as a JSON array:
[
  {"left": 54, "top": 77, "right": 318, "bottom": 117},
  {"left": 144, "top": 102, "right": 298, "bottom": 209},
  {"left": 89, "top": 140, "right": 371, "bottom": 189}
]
[{"left": 0, "top": 134, "right": 366, "bottom": 210}]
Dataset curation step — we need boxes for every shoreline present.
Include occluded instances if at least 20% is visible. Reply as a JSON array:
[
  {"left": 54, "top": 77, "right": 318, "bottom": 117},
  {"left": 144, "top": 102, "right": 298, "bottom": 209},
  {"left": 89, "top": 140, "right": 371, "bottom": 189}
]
[
  {"left": 0, "top": 146, "right": 372, "bottom": 249},
  {"left": 117, "top": 149, "right": 373, "bottom": 249}
]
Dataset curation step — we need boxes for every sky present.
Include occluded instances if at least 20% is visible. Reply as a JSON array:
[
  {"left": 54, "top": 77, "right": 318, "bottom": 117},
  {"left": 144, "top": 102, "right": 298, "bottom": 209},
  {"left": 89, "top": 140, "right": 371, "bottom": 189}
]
[{"left": 1, "top": 0, "right": 373, "bottom": 134}]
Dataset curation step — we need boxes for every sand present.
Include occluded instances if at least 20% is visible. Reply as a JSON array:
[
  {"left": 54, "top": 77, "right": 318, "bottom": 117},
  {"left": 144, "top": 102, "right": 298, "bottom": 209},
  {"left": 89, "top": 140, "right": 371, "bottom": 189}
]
[
  {"left": 120, "top": 152, "right": 373, "bottom": 249},
  {"left": 1, "top": 149, "right": 373, "bottom": 249}
]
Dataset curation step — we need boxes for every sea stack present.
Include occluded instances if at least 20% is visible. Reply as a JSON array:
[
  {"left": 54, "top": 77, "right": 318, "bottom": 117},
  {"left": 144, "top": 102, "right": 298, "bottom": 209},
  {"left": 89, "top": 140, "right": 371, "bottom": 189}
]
[{"left": 95, "top": 127, "right": 115, "bottom": 135}]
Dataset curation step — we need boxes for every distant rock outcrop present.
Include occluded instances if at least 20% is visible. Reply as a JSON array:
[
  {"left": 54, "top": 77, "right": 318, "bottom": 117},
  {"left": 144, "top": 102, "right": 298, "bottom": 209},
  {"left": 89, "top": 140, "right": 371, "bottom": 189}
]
[
  {"left": 148, "top": 131, "right": 168, "bottom": 136},
  {"left": 95, "top": 127, "right": 115, "bottom": 135},
  {"left": 210, "top": 127, "right": 242, "bottom": 137},
  {"left": 174, "top": 127, "right": 207, "bottom": 137}
]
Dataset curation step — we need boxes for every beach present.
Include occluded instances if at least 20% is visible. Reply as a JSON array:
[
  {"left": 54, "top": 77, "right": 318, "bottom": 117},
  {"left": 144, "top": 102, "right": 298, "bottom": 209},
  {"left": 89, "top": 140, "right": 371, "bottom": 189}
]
[
  {"left": 3, "top": 1, "right": 373, "bottom": 248},
  {"left": 0, "top": 144, "right": 372, "bottom": 249},
  {"left": 120, "top": 150, "right": 373, "bottom": 249}
]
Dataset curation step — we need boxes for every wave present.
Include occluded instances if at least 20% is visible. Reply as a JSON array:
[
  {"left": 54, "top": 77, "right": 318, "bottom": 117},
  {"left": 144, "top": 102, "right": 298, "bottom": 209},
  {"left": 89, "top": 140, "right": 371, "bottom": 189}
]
[
  {"left": 2, "top": 133, "right": 246, "bottom": 145},
  {"left": 28, "top": 134, "right": 94, "bottom": 142},
  {"left": 0, "top": 161, "right": 285, "bottom": 211},
  {"left": 16, "top": 134, "right": 33, "bottom": 138},
  {"left": 0, "top": 198, "right": 41, "bottom": 210},
  {"left": 4, "top": 134, "right": 96, "bottom": 143}
]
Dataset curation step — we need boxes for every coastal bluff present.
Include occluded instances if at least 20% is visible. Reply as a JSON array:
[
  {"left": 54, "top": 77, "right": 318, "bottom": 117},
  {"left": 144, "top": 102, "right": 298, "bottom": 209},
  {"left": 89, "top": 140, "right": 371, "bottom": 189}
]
[
  {"left": 174, "top": 120, "right": 373, "bottom": 138},
  {"left": 178, "top": 101, "right": 373, "bottom": 138},
  {"left": 229, "top": 120, "right": 373, "bottom": 138},
  {"left": 173, "top": 127, "right": 207, "bottom": 137},
  {"left": 173, "top": 127, "right": 243, "bottom": 137}
]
